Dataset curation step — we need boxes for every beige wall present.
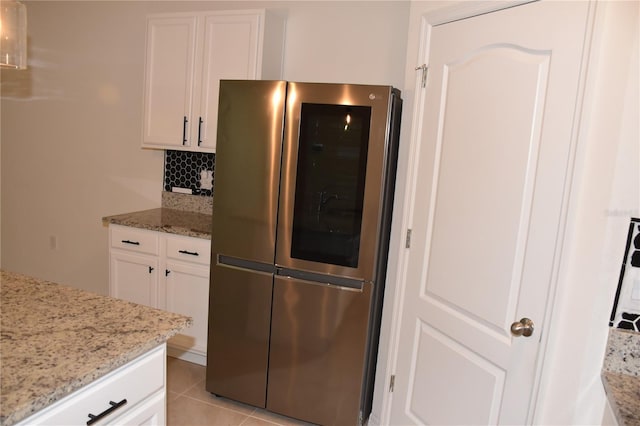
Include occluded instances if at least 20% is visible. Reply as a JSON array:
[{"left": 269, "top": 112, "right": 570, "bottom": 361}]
[{"left": 0, "top": 1, "right": 410, "bottom": 294}]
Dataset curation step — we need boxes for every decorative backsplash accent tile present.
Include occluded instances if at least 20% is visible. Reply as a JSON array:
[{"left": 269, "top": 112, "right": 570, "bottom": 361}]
[
  {"left": 164, "top": 150, "right": 215, "bottom": 196},
  {"left": 610, "top": 217, "right": 640, "bottom": 332},
  {"left": 617, "top": 312, "right": 640, "bottom": 332}
]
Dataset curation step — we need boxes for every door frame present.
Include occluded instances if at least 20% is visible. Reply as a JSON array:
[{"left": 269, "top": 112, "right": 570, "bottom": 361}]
[{"left": 376, "top": 1, "right": 597, "bottom": 424}]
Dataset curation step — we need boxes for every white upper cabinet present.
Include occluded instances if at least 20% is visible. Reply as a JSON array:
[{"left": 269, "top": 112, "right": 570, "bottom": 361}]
[
  {"left": 142, "top": 16, "right": 198, "bottom": 150},
  {"left": 142, "top": 10, "right": 285, "bottom": 152}
]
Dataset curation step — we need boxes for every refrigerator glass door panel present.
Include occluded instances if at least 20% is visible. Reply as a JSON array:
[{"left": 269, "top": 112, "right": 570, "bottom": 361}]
[
  {"left": 266, "top": 276, "right": 373, "bottom": 426},
  {"left": 277, "top": 83, "right": 393, "bottom": 281},
  {"left": 291, "top": 103, "right": 371, "bottom": 268},
  {"left": 206, "top": 263, "right": 273, "bottom": 407},
  {"left": 212, "top": 80, "right": 286, "bottom": 264}
]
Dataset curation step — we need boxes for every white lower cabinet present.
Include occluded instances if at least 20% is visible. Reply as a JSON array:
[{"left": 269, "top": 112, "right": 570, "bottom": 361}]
[
  {"left": 111, "top": 391, "right": 165, "bottom": 426},
  {"left": 18, "top": 345, "right": 166, "bottom": 425},
  {"left": 110, "top": 251, "right": 159, "bottom": 308},
  {"left": 109, "top": 225, "right": 210, "bottom": 365},
  {"left": 163, "top": 261, "right": 209, "bottom": 360}
]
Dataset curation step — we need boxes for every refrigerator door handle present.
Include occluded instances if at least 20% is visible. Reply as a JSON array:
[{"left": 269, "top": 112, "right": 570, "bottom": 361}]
[
  {"left": 218, "top": 255, "right": 276, "bottom": 274},
  {"left": 276, "top": 267, "right": 365, "bottom": 292}
]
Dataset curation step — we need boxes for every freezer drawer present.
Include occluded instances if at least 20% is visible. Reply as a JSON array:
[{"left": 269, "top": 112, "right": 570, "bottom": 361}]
[
  {"left": 206, "top": 263, "right": 273, "bottom": 407},
  {"left": 267, "top": 276, "right": 373, "bottom": 425}
]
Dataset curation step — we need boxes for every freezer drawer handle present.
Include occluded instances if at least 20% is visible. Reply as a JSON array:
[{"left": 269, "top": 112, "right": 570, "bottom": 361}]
[
  {"left": 121, "top": 240, "right": 140, "bottom": 246},
  {"left": 86, "top": 399, "right": 127, "bottom": 425},
  {"left": 178, "top": 249, "right": 199, "bottom": 256},
  {"left": 218, "top": 255, "right": 276, "bottom": 274},
  {"left": 276, "top": 267, "right": 364, "bottom": 291}
]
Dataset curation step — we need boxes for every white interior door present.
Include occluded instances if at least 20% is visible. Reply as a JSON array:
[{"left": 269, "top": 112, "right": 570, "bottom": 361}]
[{"left": 389, "top": 1, "right": 591, "bottom": 424}]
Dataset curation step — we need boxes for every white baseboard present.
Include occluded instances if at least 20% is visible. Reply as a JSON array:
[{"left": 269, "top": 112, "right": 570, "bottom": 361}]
[{"left": 167, "top": 345, "right": 207, "bottom": 366}]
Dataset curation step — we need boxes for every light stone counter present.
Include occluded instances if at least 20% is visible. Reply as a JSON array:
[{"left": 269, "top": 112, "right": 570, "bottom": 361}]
[
  {"left": 0, "top": 270, "right": 191, "bottom": 426},
  {"left": 602, "top": 328, "right": 640, "bottom": 426},
  {"left": 103, "top": 208, "right": 212, "bottom": 240},
  {"left": 160, "top": 191, "right": 212, "bottom": 215},
  {"left": 103, "top": 193, "right": 213, "bottom": 239}
]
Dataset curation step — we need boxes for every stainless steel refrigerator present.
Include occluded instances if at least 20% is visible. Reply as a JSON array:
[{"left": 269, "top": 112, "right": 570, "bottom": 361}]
[{"left": 206, "top": 80, "right": 402, "bottom": 426}]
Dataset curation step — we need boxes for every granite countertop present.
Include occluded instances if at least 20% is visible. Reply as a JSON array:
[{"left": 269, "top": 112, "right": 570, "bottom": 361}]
[
  {"left": 0, "top": 270, "right": 192, "bottom": 426},
  {"left": 103, "top": 207, "right": 212, "bottom": 239},
  {"left": 602, "top": 328, "right": 640, "bottom": 426}
]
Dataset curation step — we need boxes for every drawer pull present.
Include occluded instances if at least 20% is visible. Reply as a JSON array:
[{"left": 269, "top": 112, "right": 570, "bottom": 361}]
[
  {"left": 86, "top": 399, "right": 128, "bottom": 425},
  {"left": 178, "top": 249, "right": 199, "bottom": 256},
  {"left": 121, "top": 240, "right": 140, "bottom": 246}
]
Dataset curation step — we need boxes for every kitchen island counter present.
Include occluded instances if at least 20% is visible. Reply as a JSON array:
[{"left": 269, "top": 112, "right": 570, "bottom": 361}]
[{"left": 0, "top": 270, "right": 191, "bottom": 426}]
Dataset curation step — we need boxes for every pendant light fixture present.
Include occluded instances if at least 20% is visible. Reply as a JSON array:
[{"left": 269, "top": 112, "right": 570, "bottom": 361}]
[{"left": 0, "top": 0, "right": 27, "bottom": 69}]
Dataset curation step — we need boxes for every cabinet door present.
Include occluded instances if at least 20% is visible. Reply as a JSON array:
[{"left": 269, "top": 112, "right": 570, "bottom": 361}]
[
  {"left": 110, "top": 391, "right": 165, "bottom": 426},
  {"left": 196, "top": 12, "right": 262, "bottom": 151},
  {"left": 142, "top": 16, "right": 198, "bottom": 149},
  {"left": 110, "top": 251, "right": 159, "bottom": 308},
  {"left": 162, "top": 261, "right": 209, "bottom": 355}
]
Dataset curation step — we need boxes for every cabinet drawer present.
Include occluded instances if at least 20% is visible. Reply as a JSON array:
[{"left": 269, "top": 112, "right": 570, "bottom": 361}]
[
  {"left": 166, "top": 235, "right": 211, "bottom": 265},
  {"left": 19, "top": 345, "right": 166, "bottom": 426},
  {"left": 111, "top": 226, "right": 159, "bottom": 255}
]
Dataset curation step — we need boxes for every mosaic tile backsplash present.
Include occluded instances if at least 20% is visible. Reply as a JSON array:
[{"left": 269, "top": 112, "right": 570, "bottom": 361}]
[
  {"left": 610, "top": 217, "right": 640, "bottom": 332},
  {"left": 164, "top": 150, "right": 215, "bottom": 196}
]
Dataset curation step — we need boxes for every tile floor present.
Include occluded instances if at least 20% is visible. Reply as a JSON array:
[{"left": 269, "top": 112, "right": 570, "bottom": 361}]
[{"left": 166, "top": 357, "right": 314, "bottom": 426}]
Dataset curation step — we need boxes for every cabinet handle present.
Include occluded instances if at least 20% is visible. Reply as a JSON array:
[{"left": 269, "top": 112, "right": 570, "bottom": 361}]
[
  {"left": 178, "top": 249, "right": 199, "bottom": 256},
  {"left": 86, "top": 399, "right": 127, "bottom": 425},
  {"left": 149, "top": 266, "right": 154, "bottom": 274},
  {"left": 197, "top": 117, "right": 203, "bottom": 146},
  {"left": 166, "top": 269, "right": 171, "bottom": 277},
  {"left": 182, "top": 116, "right": 188, "bottom": 145},
  {"left": 121, "top": 240, "right": 140, "bottom": 246}
]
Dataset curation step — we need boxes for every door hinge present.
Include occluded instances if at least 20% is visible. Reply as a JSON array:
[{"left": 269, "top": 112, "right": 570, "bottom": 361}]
[
  {"left": 405, "top": 229, "right": 412, "bottom": 248},
  {"left": 415, "top": 64, "right": 428, "bottom": 88},
  {"left": 389, "top": 374, "right": 395, "bottom": 392}
]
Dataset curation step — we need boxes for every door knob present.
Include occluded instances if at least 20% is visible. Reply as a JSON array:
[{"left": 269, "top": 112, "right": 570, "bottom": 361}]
[{"left": 510, "top": 318, "right": 534, "bottom": 337}]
